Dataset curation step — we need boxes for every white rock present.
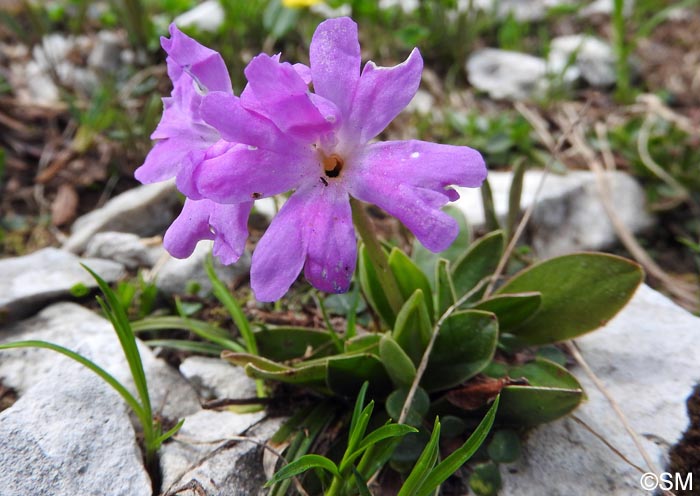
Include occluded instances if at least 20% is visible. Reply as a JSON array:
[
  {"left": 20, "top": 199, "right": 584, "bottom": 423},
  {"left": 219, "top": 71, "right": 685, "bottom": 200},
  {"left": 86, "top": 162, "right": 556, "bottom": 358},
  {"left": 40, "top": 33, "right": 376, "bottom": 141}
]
[
  {"left": 63, "top": 180, "right": 181, "bottom": 253},
  {"left": 0, "top": 248, "right": 124, "bottom": 322},
  {"left": 407, "top": 89, "right": 435, "bottom": 116},
  {"left": 501, "top": 284, "right": 700, "bottom": 495},
  {"left": 174, "top": 0, "right": 225, "bottom": 32},
  {"left": 468, "top": 0, "right": 575, "bottom": 21},
  {"left": 88, "top": 30, "right": 123, "bottom": 72},
  {"left": 155, "top": 241, "right": 251, "bottom": 296},
  {"left": 452, "top": 170, "right": 654, "bottom": 258},
  {"left": 84, "top": 231, "right": 161, "bottom": 269},
  {"left": 549, "top": 34, "right": 616, "bottom": 87},
  {"left": 0, "top": 302, "right": 200, "bottom": 421},
  {"left": 0, "top": 363, "right": 152, "bottom": 496},
  {"left": 161, "top": 415, "right": 285, "bottom": 495},
  {"left": 180, "top": 356, "right": 258, "bottom": 400},
  {"left": 379, "top": 0, "right": 420, "bottom": 14},
  {"left": 580, "top": 0, "right": 635, "bottom": 17},
  {"left": 467, "top": 49, "right": 550, "bottom": 100}
]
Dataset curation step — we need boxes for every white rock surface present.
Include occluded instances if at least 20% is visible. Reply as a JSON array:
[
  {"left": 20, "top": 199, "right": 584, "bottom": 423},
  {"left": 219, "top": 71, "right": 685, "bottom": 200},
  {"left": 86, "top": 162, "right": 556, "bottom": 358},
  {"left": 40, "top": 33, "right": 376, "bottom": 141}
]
[
  {"left": 0, "top": 248, "right": 124, "bottom": 322},
  {"left": 0, "top": 302, "right": 200, "bottom": 421},
  {"left": 88, "top": 30, "right": 123, "bottom": 72},
  {"left": 469, "top": 0, "right": 575, "bottom": 21},
  {"left": 174, "top": 0, "right": 225, "bottom": 32},
  {"left": 0, "top": 362, "right": 152, "bottom": 496},
  {"left": 63, "top": 180, "right": 181, "bottom": 253},
  {"left": 580, "top": 0, "right": 635, "bottom": 16},
  {"left": 161, "top": 415, "right": 285, "bottom": 495},
  {"left": 549, "top": 35, "right": 616, "bottom": 87},
  {"left": 467, "top": 49, "right": 550, "bottom": 101},
  {"left": 452, "top": 170, "right": 654, "bottom": 258},
  {"left": 84, "top": 231, "right": 161, "bottom": 269},
  {"left": 501, "top": 284, "right": 700, "bottom": 495},
  {"left": 180, "top": 356, "right": 258, "bottom": 400},
  {"left": 155, "top": 241, "right": 251, "bottom": 296}
]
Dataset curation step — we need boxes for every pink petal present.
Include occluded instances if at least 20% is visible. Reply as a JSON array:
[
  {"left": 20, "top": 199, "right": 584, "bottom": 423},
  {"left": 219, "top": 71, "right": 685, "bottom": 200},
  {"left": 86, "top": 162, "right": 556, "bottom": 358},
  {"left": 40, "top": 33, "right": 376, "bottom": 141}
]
[
  {"left": 347, "top": 140, "right": 486, "bottom": 252},
  {"left": 250, "top": 182, "right": 356, "bottom": 301},
  {"left": 241, "top": 54, "right": 334, "bottom": 141},
  {"left": 346, "top": 48, "right": 423, "bottom": 144},
  {"left": 309, "top": 17, "right": 360, "bottom": 119},
  {"left": 162, "top": 24, "right": 232, "bottom": 93},
  {"left": 210, "top": 201, "right": 253, "bottom": 265},
  {"left": 163, "top": 199, "right": 215, "bottom": 258},
  {"left": 193, "top": 143, "right": 315, "bottom": 203}
]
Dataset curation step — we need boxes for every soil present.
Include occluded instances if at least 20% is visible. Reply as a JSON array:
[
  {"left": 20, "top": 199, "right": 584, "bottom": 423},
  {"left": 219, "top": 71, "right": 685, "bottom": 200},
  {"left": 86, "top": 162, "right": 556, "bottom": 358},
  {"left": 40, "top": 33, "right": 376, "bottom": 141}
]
[
  {"left": 0, "top": 381, "right": 18, "bottom": 412},
  {"left": 668, "top": 384, "right": 700, "bottom": 496}
]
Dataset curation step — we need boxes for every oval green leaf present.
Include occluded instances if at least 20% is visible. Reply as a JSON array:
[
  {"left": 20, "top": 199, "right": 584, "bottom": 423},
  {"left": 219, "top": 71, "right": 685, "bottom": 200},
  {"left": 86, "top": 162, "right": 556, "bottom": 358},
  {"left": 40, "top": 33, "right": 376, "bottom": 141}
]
[
  {"left": 452, "top": 230, "right": 504, "bottom": 301},
  {"left": 472, "top": 292, "right": 541, "bottom": 331},
  {"left": 496, "top": 253, "right": 643, "bottom": 345},
  {"left": 379, "top": 334, "right": 417, "bottom": 388},
  {"left": 389, "top": 248, "right": 434, "bottom": 321},
  {"left": 255, "top": 326, "right": 335, "bottom": 361}
]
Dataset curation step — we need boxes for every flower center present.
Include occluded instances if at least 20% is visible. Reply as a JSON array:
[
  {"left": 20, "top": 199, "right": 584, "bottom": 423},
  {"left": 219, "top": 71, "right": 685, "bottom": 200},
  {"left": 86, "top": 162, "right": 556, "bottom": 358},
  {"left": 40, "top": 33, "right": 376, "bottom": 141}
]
[{"left": 322, "top": 153, "right": 344, "bottom": 178}]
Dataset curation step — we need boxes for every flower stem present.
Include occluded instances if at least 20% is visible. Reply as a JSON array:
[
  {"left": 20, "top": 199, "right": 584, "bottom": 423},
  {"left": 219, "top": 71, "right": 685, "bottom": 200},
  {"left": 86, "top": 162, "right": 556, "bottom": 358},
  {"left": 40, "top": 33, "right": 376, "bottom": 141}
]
[{"left": 350, "top": 199, "right": 404, "bottom": 315}]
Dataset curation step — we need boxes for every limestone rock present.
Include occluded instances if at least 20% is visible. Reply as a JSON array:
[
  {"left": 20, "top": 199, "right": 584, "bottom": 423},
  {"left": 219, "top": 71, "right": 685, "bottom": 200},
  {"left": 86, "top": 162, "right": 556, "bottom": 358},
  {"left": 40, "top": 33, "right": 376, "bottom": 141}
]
[
  {"left": 467, "top": 48, "right": 550, "bottom": 101},
  {"left": 0, "top": 363, "right": 152, "bottom": 496},
  {"left": 174, "top": 0, "right": 225, "bottom": 32},
  {"left": 155, "top": 241, "right": 251, "bottom": 296},
  {"left": 0, "top": 248, "right": 124, "bottom": 323},
  {"left": 501, "top": 284, "right": 700, "bottom": 494},
  {"left": 549, "top": 35, "right": 616, "bottom": 87},
  {"left": 63, "top": 180, "right": 181, "bottom": 254},
  {"left": 84, "top": 231, "right": 161, "bottom": 269},
  {"left": 179, "top": 356, "right": 258, "bottom": 400},
  {"left": 452, "top": 170, "right": 654, "bottom": 258}
]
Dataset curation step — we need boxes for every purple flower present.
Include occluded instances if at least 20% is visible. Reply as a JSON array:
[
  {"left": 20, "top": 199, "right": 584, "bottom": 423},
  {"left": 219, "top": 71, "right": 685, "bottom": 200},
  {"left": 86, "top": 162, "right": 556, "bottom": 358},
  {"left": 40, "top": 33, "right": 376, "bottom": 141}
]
[
  {"left": 134, "top": 25, "right": 252, "bottom": 265},
  {"left": 141, "top": 18, "right": 487, "bottom": 302}
]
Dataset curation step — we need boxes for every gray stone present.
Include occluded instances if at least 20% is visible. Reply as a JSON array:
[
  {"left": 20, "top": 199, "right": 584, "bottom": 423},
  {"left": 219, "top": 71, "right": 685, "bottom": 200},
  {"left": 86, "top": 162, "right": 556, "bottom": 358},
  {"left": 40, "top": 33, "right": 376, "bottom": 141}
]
[
  {"left": 452, "top": 170, "right": 654, "bottom": 258},
  {"left": 179, "top": 356, "right": 258, "bottom": 400},
  {"left": 467, "top": 48, "right": 549, "bottom": 101},
  {"left": 174, "top": 0, "right": 225, "bottom": 32},
  {"left": 549, "top": 35, "right": 616, "bottom": 87},
  {"left": 0, "top": 362, "right": 152, "bottom": 496},
  {"left": 0, "top": 302, "right": 200, "bottom": 421},
  {"left": 501, "top": 284, "right": 700, "bottom": 495},
  {"left": 162, "top": 415, "right": 285, "bottom": 495},
  {"left": 0, "top": 248, "right": 124, "bottom": 323},
  {"left": 469, "top": 0, "right": 575, "bottom": 21},
  {"left": 88, "top": 30, "right": 123, "bottom": 72},
  {"left": 580, "top": 0, "right": 634, "bottom": 17},
  {"left": 63, "top": 180, "right": 181, "bottom": 253},
  {"left": 155, "top": 241, "right": 251, "bottom": 296},
  {"left": 84, "top": 231, "right": 161, "bottom": 269}
]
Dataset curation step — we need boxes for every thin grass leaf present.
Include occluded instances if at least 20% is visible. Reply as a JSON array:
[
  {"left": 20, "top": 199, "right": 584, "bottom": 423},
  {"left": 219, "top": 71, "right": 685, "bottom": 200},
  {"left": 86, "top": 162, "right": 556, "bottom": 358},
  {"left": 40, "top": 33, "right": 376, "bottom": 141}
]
[
  {"left": 356, "top": 424, "right": 419, "bottom": 455},
  {"left": 153, "top": 418, "right": 185, "bottom": 446},
  {"left": 143, "top": 339, "right": 223, "bottom": 355},
  {"left": 313, "top": 292, "right": 344, "bottom": 352},
  {"left": 398, "top": 418, "right": 442, "bottom": 496},
  {"left": 350, "top": 381, "right": 369, "bottom": 434},
  {"left": 415, "top": 396, "right": 500, "bottom": 496},
  {"left": 352, "top": 466, "right": 373, "bottom": 496},
  {"left": 204, "top": 256, "right": 257, "bottom": 356},
  {"left": 174, "top": 299, "right": 247, "bottom": 352},
  {"left": 346, "top": 281, "right": 360, "bottom": 339},
  {"left": 0, "top": 340, "right": 145, "bottom": 423},
  {"left": 507, "top": 159, "right": 526, "bottom": 240},
  {"left": 265, "top": 454, "right": 340, "bottom": 487},
  {"left": 131, "top": 316, "right": 229, "bottom": 338},
  {"left": 480, "top": 179, "right": 500, "bottom": 232}
]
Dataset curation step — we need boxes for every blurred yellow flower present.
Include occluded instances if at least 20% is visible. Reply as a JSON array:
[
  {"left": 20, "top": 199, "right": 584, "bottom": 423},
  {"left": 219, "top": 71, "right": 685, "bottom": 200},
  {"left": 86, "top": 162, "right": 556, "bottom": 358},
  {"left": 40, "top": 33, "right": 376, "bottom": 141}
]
[{"left": 282, "top": 0, "right": 321, "bottom": 7}]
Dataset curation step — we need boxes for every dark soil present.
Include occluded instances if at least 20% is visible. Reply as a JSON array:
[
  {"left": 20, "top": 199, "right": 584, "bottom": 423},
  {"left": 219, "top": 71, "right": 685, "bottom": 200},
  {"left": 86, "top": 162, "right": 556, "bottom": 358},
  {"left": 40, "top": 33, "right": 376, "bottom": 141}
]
[
  {"left": 668, "top": 384, "right": 700, "bottom": 496},
  {"left": 0, "top": 381, "right": 18, "bottom": 412}
]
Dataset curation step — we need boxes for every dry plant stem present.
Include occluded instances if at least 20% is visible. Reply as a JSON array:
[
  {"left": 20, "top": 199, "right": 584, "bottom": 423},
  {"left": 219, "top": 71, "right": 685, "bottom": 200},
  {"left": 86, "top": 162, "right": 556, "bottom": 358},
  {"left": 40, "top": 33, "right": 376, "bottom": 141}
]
[
  {"left": 482, "top": 102, "right": 587, "bottom": 299},
  {"left": 570, "top": 415, "right": 646, "bottom": 474},
  {"left": 398, "top": 277, "right": 491, "bottom": 425},
  {"left": 559, "top": 104, "right": 697, "bottom": 309},
  {"left": 565, "top": 342, "right": 676, "bottom": 496},
  {"left": 637, "top": 115, "right": 688, "bottom": 200}
]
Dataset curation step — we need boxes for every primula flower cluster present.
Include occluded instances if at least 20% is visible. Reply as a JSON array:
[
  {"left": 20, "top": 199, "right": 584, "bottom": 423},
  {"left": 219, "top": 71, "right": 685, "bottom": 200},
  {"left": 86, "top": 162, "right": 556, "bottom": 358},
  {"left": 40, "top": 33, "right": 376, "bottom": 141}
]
[{"left": 137, "top": 17, "right": 487, "bottom": 301}]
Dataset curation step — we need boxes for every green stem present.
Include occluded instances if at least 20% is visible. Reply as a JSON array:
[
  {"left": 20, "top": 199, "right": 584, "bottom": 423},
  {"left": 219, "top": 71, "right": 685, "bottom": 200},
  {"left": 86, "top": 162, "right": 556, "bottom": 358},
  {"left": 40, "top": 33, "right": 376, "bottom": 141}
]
[{"left": 350, "top": 199, "right": 404, "bottom": 314}]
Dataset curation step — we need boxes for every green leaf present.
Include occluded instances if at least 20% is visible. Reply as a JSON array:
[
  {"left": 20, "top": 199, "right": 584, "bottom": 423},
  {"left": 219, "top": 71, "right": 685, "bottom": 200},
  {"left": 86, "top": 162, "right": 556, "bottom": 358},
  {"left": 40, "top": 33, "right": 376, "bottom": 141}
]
[
  {"left": 356, "top": 424, "right": 419, "bottom": 455},
  {"left": 451, "top": 231, "right": 504, "bottom": 301},
  {"left": 265, "top": 454, "right": 340, "bottom": 487},
  {"left": 255, "top": 326, "right": 336, "bottom": 361},
  {"left": 487, "top": 429, "right": 521, "bottom": 463},
  {"left": 359, "top": 244, "right": 396, "bottom": 327},
  {"left": 143, "top": 339, "right": 223, "bottom": 355},
  {"left": 222, "top": 352, "right": 328, "bottom": 389},
  {"left": 379, "top": 334, "right": 417, "bottom": 388},
  {"left": 415, "top": 396, "right": 500, "bottom": 496},
  {"left": 386, "top": 387, "right": 430, "bottom": 427},
  {"left": 326, "top": 354, "right": 393, "bottom": 399},
  {"left": 389, "top": 248, "right": 434, "bottom": 321},
  {"left": 412, "top": 205, "right": 471, "bottom": 286},
  {"left": 499, "top": 358, "right": 584, "bottom": 427},
  {"left": 469, "top": 461, "right": 502, "bottom": 496},
  {"left": 422, "top": 310, "right": 498, "bottom": 392},
  {"left": 345, "top": 334, "right": 382, "bottom": 354},
  {"left": 496, "top": 253, "right": 644, "bottom": 344},
  {"left": 472, "top": 292, "right": 541, "bottom": 331},
  {"left": 506, "top": 159, "right": 526, "bottom": 240},
  {"left": 435, "top": 258, "right": 456, "bottom": 317},
  {"left": 397, "top": 417, "right": 441, "bottom": 496},
  {"left": 132, "top": 315, "right": 245, "bottom": 352},
  {"left": 392, "top": 290, "right": 432, "bottom": 367},
  {"left": 69, "top": 282, "right": 90, "bottom": 297}
]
